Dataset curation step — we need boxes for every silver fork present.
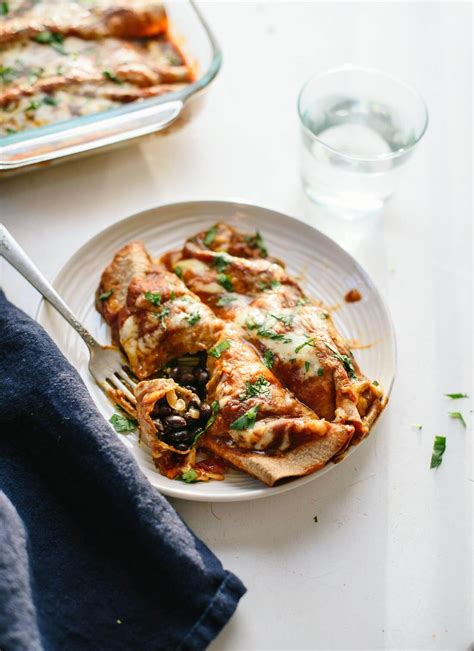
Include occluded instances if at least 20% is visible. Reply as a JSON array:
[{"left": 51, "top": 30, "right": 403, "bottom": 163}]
[{"left": 0, "top": 224, "right": 137, "bottom": 416}]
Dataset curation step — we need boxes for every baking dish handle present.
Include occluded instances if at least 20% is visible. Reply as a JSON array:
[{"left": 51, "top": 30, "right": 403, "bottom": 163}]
[{"left": 0, "top": 99, "right": 184, "bottom": 171}]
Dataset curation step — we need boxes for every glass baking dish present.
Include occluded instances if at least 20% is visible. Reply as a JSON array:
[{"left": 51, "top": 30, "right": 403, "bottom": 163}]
[{"left": 0, "top": 1, "right": 221, "bottom": 176}]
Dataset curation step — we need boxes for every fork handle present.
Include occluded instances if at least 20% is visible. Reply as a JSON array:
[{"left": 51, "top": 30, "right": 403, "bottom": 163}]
[{"left": 0, "top": 224, "right": 98, "bottom": 350}]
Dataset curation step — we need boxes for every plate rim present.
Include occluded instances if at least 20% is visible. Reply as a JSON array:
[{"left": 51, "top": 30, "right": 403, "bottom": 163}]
[{"left": 36, "top": 198, "right": 397, "bottom": 502}]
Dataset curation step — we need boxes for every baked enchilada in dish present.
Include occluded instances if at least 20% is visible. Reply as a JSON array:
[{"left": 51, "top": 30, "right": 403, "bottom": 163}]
[
  {"left": 96, "top": 224, "right": 387, "bottom": 486},
  {"left": 0, "top": 0, "right": 195, "bottom": 136}
]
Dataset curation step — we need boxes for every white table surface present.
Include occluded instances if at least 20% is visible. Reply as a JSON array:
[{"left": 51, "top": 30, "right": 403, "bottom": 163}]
[{"left": 1, "top": 2, "right": 472, "bottom": 650}]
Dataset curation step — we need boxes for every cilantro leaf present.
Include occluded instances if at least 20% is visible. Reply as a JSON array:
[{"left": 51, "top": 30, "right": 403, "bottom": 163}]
[
  {"left": 103, "top": 70, "right": 123, "bottom": 84},
  {"left": 203, "top": 226, "right": 218, "bottom": 246},
  {"left": 99, "top": 290, "right": 113, "bottom": 301},
  {"left": 34, "top": 31, "right": 66, "bottom": 55},
  {"left": 430, "top": 436, "right": 446, "bottom": 469},
  {"left": 449, "top": 412, "right": 466, "bottom": 428},
  {"left": 180, "top": 469, "right": 198, "bottom": 483},
  {"left": 208, "top": 339, "right": 231, "bottom": 358},
  {"left": 240, "top": 376, "right": 271, "bottom": 401},
  {"left": 445, "top": 393, "right": 468, "bottom": 399},
  {"left": 0, "top": 2, "right": 9, "bottom": 15},
  {"left": 257, "top": 280, "right": 281, "bottom": 291},
  {"left": 270, "top": 312, "right": 294, "bottom": 327},
  {"left": 230, "top": 405, "right": 259, "bottom": 431},
  {"left": 144, "top": 291, "right": 161, "bottom": 306},
  {"left": 295, "top": 336, "right": 318, "bottom": 354},
  {"left": 192, "top": 400, "right": 219, "bottom": 445},
  {"left": 0, "top": 66, "right": 14, "bottom": 83},
  {"left": 263, "top": 349, "right": 274, "bottom": 369},
  {"left": 212, "top": 254, "right": 230, "bottom": 272},
  {"left": 216, "top": 294, "right": 236, "bottom": 307},
  {"left": 245, "top": 231, "right": 268, "bottom": 257},
  {"left": 153, "top": 307, "right": 170, "bottom": 322},
  {"left": 174, "top": 266, "right": 183, "bottom": 279},
  {"left": 317, "top": 367, "right": 324, "bottom": 377},
  {"left": 109, "top": 413, "right": 137, "bottom": 433},
  {"left": 325, "top": 342, "right": 357, "bottom": 380},
  {"left": 217, "top": 273, "right": 234, "bottom": 292},
  {"left": 187, "top": 312, "right": 201, "bottom": 325},
  {"left": 304, "top": 361, "right": 310, "bottom": 372}
]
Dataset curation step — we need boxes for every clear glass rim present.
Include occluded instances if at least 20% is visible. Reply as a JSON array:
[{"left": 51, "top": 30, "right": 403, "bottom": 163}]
[{"left": 297, "top": 64, "right": 429, "bottom": 162}]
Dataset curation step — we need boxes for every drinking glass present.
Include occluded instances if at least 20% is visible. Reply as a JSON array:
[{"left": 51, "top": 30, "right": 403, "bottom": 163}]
[{"left": 298, "top": 65, "right": 428, "bottom": 217}]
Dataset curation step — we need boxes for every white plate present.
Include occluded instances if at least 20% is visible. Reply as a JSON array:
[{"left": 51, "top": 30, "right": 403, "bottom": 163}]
[{"left": 37, "top": 200, "right": 396, "bottom": 502}]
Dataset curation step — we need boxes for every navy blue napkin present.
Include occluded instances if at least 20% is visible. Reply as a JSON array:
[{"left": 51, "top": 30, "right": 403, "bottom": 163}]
[{"left": 0, "top": 290, "right": 245, "bottom": 651}]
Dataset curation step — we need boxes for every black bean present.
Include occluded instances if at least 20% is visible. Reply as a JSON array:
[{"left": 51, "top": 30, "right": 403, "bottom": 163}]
[
  {"left": 175, "top": 442, "right": 190, "bottom": 452},
  {"left": 180, "top": 372, "right": 195, "bottom": 385},
  {"left": 153, "top": 418, "right": 164, "bottom": 434},
  {"left": 163, "top": 414, "right": 187, "bottom": 431},
  {"left": 183, "top": 385, "right": 196, "bottom": 393},
  {"left": 194, "top": 369, "right": 209, "bottom": 385},
  {"left": 189, "top": 399, "right": 201, "bottom": 410},
  {"left": 199, "top": 402, "right": 212, "bottom": 421},
  {"left": 167, "top": 430, "right": 193, "bottom": 446},
  {"left": 184, "top": 410, "right": 200, "bottom": 425},
  {"left": 152, "top": 403, "right": 172, "bottom": 418},
  {"left": 168, "top": 367, "right": 179, "bottom": 380}
]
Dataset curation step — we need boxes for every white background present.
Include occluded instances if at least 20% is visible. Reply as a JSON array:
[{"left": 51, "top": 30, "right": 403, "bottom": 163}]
[{"left": 1, "top": 2, "right": 472, "bottom": 649}]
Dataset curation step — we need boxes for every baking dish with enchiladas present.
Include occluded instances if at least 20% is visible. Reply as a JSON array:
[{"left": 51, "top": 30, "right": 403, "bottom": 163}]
[
  {"left": 37, "top": 200, "right": 396, "bottom": 500},
  {"left": 0, "top": 0, "right": 221, "bottom": 172}
]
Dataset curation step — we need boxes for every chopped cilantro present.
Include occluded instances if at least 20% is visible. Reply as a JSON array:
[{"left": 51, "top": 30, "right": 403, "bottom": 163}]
[
  {"left": 170, "top": 291, "right": 176, "bottom": 301},
  {"left": 203, "top": 225, "right": 218, "bottom": 246},
  {"left": 319, "top": 312, "right": 329, "bottom": 319},
  {"left": 449, "top": 411, "right": 466, "bottom": 428},
  {"left": 26, "top": 100, "right": 40, "bottom": 112},
  {"left": 192, "top": 400, "right": 219, "bottom": 445},
  {"left": 246, "top": 318, "right": 291, "bottom": 343},
  {"left": 445, "top": 393, "right": 468, "bottom": 399},
  {"left": 257, "top": 280, "right": 281, "bottom": 291},
  {"left": 208, "top": 339, "right": 231, "bottom": 358},
  {"left": 103, "top": 70, "right": 123, "bottom": 84},
  {"left": 34, "top": 31, "right": 66, "bottom": 55},
  {"left": 217, "top": 273, "right": 234, "bottom": 292},
  {"left": 5, "top": 127, "right": 17, "bottom": 135},
  {"left": 230, "top": 405, "right": 259, "bottom": 431},
  {"left": 262, "top": 349, "right": 274, "bottom": 369},
  {"left": 295, "top": 336, "right": 317, "bottom": 354},
  {"left": 180, "top": 469, "right": 198, "bottom": 483},
  {"left": 0, "top": 2, "right": 9, "bottom": 15},
  {"left": 240, "top": 376, "right": 271, "bottom": 401},
  {"left": 188, "top": 312, "right": 201, "bottom": 325},
  {"left": 109, "top": 413, "right": 137, "bottom": 433},
  {"left": 296, "top": 298, "right": 308, "bottom": 307},
  {"left": 43, "top": 95, "right": 58, "bottom": 106},
  {"left": 174, "top": 266, "right": 183, "bottom": 279},
  {"left": 0, "top": 66, "right": 14, "bottom": 83},
  {"left": 144, "top": 290, "right": 161, "bottom": 306},
  {"left": 372, "top": 380, "right": 379, "bottom": 386},
  {"left": 430, "top": 436, "right": 446, "bottom": 469},
  {"left": 245, "top": 231, "right": 268, "bottom": 257},
  {"left": 270, "top": 312, "right": 294, "bottom": 327},
  {"left": 153, "top": 307, "right": 170, "bottom": 322},
  {"left": 325, "top": 342, "right": 357, "bottom": 380},
  {"left": 304, "top": 361, "right": 310, "bottom": 372},
  {"left": 317, "top": 367, "right": 324, "bottom": 377},
  {"left": 216, "top": 294, "right": 236, "bottom": 307},
  {"left": 98, "top": 290, "right": 113, "bottom": 301},
  {"left": 212, "top": 254, "right": 230, "bottom": 272}
]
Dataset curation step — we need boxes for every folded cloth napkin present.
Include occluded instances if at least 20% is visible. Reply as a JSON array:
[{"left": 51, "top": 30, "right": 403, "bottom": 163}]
[{"left": 0, "top": 290, "right": 246, "bottom": 651}]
